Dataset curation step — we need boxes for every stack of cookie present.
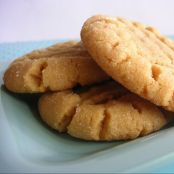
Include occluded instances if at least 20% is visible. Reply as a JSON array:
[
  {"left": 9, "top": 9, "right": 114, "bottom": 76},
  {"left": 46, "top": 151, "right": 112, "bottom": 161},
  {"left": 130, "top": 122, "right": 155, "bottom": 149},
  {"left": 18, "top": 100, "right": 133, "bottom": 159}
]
[{"left": 3, "top": 15, "right": 174, "bottom": 141}]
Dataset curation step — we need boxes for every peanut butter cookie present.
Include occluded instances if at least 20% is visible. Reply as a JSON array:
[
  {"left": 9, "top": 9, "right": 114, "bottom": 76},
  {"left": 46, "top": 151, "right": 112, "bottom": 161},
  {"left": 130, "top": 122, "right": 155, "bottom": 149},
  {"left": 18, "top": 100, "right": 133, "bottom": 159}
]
[
  {"left": 81, "top": 15, "right": 174, "bottom": 111},
  {"left": 39, "top": 82, "right": 170, "bottom": 141},
  {"left": 3, "top": 41, "right": 109, "bottom": 93}
]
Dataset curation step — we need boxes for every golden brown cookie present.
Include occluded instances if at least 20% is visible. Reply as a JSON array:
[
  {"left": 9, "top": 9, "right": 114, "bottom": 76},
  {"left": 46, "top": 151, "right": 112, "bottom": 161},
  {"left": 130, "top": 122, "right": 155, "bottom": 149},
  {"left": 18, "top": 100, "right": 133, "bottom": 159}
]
[
  {"left": 38, "top": 82, "right": 170, "bottom": 141},
  {"left": 81, "top": 15, "right": 174, "bottom": 111},
  {"left": 3, "top": 41, "right": 109, "bottom": 93}
]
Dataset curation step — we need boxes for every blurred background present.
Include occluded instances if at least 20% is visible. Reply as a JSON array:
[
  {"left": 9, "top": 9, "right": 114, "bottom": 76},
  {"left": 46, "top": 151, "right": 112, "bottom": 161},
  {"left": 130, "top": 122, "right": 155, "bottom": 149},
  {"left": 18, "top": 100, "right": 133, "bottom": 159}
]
[{"left": 1, "top": 0, "right": 174, "bottom": 43}]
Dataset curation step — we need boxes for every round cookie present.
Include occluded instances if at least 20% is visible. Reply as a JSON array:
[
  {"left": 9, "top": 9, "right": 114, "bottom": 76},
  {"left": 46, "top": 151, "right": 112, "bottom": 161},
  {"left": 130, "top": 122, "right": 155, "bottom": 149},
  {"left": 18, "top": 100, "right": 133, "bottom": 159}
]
[
  {"left": 38, "top": 82, "right": 170, "bottom": 141},
  {"left": 81, "top": 15, "right": 174, "bottom": 111},
  {"left": 3, "top": 41, "right": 109, "bottom": 93}
]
